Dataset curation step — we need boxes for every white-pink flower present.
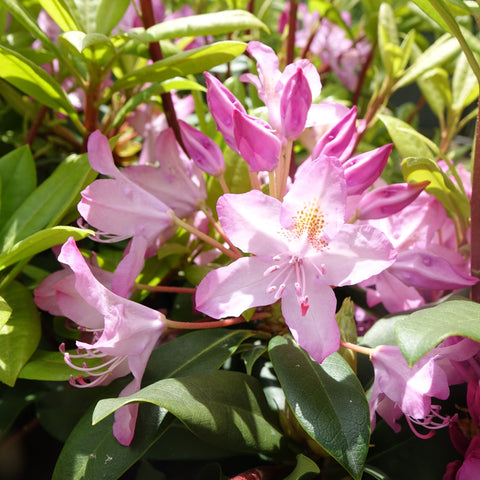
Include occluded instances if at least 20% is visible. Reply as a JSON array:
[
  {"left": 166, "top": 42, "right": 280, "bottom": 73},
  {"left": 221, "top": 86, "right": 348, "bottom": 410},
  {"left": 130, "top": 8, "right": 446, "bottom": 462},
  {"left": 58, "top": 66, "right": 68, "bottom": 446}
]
[{"left": 195, "top": 155, "right": 396, "bottom": 362}]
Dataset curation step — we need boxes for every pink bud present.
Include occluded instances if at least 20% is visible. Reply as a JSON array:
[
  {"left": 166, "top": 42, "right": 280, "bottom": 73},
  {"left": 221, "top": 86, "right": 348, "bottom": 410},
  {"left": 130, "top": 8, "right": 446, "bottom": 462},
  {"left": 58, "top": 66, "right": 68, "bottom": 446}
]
[
  {"left": 178, "top": 120, "right": 225, "bottom": 177},
  {"left": 204, "top": 71, "right": 246, "bottom": 151},
  {"left": 280, "top": 68, "right": 312, "bottom": 140},
  {"left": 233, "top": 109, "right": 281, "bottom": 172},
  {"left": 312, "top": 107, "right": 357, "bottom": 163},
  {"left": 389, "top": 250, "right": 478, "bottom": 290},
  {"left": 356, "top": 181, "right": 429, "bottom": 220},
  {"left": 344, "top": 144, "right": 392, "bottom": 195}
]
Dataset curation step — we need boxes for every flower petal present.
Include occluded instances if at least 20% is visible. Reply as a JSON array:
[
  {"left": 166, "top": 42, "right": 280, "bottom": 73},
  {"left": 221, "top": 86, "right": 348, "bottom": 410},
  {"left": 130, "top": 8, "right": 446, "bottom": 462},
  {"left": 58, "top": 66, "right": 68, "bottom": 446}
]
[
  {"left": 217, "top": 191, "right": 287, "bottom": 255},
  {"left": 281, "top": 277, "right": 339, "bottom": 363},
  {"left": 195, "top": 256, "right": 277, "bottom": 319}
]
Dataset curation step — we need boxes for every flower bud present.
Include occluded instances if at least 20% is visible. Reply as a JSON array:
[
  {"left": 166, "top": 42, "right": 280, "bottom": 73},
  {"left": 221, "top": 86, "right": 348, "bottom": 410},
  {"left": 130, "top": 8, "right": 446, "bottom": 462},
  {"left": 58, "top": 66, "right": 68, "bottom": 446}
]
[
  {"left": 233, "top": 109, "right": 281, "bottom": 172},
  {"left": 204, "top": 71, "right": 246, "bottom": 151},
  {"left": 280, "top": 68, "right": 312, "bottom": 140},
  {"left": 344, "top": 144, "right": 392, "bottom": 195},
  {"left": 312, "top": 107, "right": 357, "bottom": 163},
  {"left": 356, "top": 181, "right": 428, "bottom": 220},
  {"left": 178, "top": 120, "right": 225, "bottom": 177}
]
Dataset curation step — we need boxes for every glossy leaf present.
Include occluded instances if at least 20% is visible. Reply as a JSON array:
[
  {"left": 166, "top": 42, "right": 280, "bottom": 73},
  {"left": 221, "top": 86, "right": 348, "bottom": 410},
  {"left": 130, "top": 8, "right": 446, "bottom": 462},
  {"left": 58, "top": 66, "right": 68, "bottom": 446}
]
[
  {"left": 38, "top": 0, "right": 80, "bottom": 31},
  {"left": 111, "top": 41, "right": 246, "bottom": 91},
  {"left": 269, "top": 336, "right": 370, "bottom": 480},
  {"left": 95, "top": 0, "right": 130, "bottom": 35},
  {"left": 378, "top": 115, "right": 436, "bottom": 159},
  {"left": 52, "top": 401, "right": 172, "bottom": 480},
  {"left": 93, "top": 370, "right": 284, "bottom": 456},
  {"left": 0, "top": 226, "right": 93, "bottom": 271},
  {"left": 395, "top": 299, "right": 480, "bottom": 365},
  {"left": 0, "top": 44, "right": 76, "bottom": 115},
  {"left": 143, "top": 329, "right": 255, "bottom": 384},
  {"left": 0, "top": 282, "right": 41, "bottom": 386},
  {"left": 394, "top": 35, "right": 460, "bottom": 90},
  {"left": 452, "top": 52, "right": 479, "bottom": 112},
  {"left": 401, "top": 156, "right": 470, "bottom": 221},
  {"left": 133, "top": 10, "right": 268, "bottom": 43},
  {"left": 409, "top": 0, "right": 452, "bottom": 32},
  {"left": 0, "top": 153, "right": 94, "bottom": 252},
  {"left": 0, "top": 145, "right": 36, "bottom": 231},
  {"left": 417, "top": 68, "right": 451, "bottom": 119},
  {"left": 0, "top": 295, "right": 11, "bottom": 332}
]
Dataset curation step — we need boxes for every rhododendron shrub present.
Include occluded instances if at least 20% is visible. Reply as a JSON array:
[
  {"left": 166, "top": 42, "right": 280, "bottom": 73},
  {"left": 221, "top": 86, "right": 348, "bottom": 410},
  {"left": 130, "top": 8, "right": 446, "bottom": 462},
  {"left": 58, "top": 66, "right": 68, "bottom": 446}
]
[{"left": 1, "top": 1, "right": 480, "bottom": 479}]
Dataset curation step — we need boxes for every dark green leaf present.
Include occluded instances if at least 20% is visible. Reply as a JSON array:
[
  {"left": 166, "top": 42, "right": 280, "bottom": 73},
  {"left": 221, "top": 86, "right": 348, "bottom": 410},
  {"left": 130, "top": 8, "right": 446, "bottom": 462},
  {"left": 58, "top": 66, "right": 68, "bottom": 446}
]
[
  {"left": 143, "top": 329, "right": 255, "bottom": 384},
  {"left": 269, "top": 336, "right": 370, "bottom": 479},
  {"left": 53, "top": 401, "right": 172, "bottom": 480},
  {"left": 395, "top": 299, "right": 480, "bottom": 365},
  {"left": 93, "top": 370, "right": 284, "bottom": 456},
  {"left": 95, "top": 0, "right": 130, "bottom": 35}
]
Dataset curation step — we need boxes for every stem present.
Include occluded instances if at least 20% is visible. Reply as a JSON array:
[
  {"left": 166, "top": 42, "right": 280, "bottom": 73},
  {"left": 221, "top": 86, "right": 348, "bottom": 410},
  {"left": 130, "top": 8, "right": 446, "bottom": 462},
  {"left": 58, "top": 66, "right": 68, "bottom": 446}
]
[
  {"left": 340, "top": 340, "right": 373, "bottom": 356},
  {"left": 278, "top": 140, "right": 293, "bottom": 200},
  {"left": 134, "top": 284, "right": 196, "bottom": 294},
  {"left": 470, "top": 104, "right": 480, "bottom": 301},
  {"left": 25, "top": 105, "right": 48, "bottom": 146},
  {"left": 217, "top": 173, "right": 230, "bottom": 194},
  {"left": 139, "top": 0, "right": 186, "bottom": 151},
  {"left": 167, "top": 316, "right": 246, "bottom": 330},
  {"left": 286, "top": 0, "right": 298, "bottom": 65},
  {"left": 171, "top": 214, "right": 242, "bottom": 260}
]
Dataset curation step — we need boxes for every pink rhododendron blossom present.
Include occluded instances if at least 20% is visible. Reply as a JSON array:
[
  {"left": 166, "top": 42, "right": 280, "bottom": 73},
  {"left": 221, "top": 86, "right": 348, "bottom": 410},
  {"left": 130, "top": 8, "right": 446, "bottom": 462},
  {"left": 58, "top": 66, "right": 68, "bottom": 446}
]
[
  {"left": 195, "top": 155, "right": 396, "bottom": 362},
  {"left": 35, "top": 238, "right": 167, "bottom": 446}
]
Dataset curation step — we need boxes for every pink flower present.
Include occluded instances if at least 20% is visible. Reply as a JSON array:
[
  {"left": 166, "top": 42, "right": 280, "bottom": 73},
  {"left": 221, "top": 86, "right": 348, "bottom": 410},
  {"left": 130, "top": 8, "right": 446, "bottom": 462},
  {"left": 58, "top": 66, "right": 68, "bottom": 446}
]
[
  {"left": 195, "top": 155, "right": 396, "bottom": 362},
  {"left": 240, "top": 41, "right": 321, "bottom": 136},
  {"left": 35, "top": 238, "right": 167, "bottom": 446}
]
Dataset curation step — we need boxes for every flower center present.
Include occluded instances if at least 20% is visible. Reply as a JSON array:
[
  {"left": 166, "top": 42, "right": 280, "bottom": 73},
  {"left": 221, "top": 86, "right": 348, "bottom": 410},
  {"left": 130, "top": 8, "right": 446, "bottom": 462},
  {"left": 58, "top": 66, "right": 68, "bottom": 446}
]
[
  {"left": 263, "top": 255, "right": 313, "bottom": 316},
  {"left": 281, "top": 198, "right": 329, "bottom": 252}
]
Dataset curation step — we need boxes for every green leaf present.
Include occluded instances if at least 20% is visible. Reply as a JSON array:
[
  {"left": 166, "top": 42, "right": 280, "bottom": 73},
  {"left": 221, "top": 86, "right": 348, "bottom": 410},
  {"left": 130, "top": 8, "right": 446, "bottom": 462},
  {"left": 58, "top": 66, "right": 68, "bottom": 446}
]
[
  {"left": 111, "top": 41, "right": 246, "bottom": 91},
  {"left": 0, "top": 153, "right": 94, "bottom": 252},
  {"left": 0, "top": 295, "right": 11, "bottom": 331},
  {"left": 336, "top": 298, "right": 357, "bottom": 371},
  {"left": 395, "top": 299, "right": 480, "bottom": 365},
  {"left": 0, "top": 145, "right": 36, "bottom": 231},
  {"left": 95, "top": 0, "right": 130, "bottom": 35},
  {"left": 38, "top": 0, "right": 80, "bottom": 31},
  {"left": 93, "top": 370, "right": 284, "bottom": 456},
  {"left": 59, "top": 31, "right": 115, "bottom": 66},
  {"left": 269, "top": 336, "right": 370, "bottom": 479},
  {"left": 401, "top": 156, "right": 470, "bottom": 220},
  {"left": 0, "top": 226, "right": 93, "bottom": 271},
  {"left": 452, "top": 52, "right": 479, "bottom": 112},
  {"left": 409, "top": 0, "right": 452, "bottom": 32},
  {"left": 394, "top": 35, "right": 460, "bottom": 90},
  {"left": 0, "top": 282, "right": 41, "bottom": 386},
  {"left": 0, "top": 0, "right": 61, "bottom": 55},
  {"left": 284, "top": 454, "right": 321, "bottom": 480},
  {"left": 143, "top": 329, "right": 255, "bottom": 384},
  {"left": 0, "top": 44, "right": 76, "bottom": 115},
  {"left": 19, "top": 349, "right": 88, "bottom": 381},
  {"left": 53, "top": 401, "right": 172, "bottom": 480},
  {"left": 133, "top": 10, "right": 268, "bottom": 43},
  {"left": 378, "top": 114, "right": 436, "bottom": 159},
  {"left": 417, "top": 67, "right": 451, "bottom": 119}
]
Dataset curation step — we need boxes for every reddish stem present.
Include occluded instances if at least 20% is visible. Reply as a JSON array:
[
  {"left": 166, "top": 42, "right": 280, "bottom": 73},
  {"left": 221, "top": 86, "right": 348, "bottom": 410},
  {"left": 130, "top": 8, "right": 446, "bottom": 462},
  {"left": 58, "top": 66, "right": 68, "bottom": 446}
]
[
  {"left": 470, "top": 104, "right": 480, "bottom": 302},
  {"left": 25, "top": 105, "right": 48, "bottom": 146},
  {"left": 139, "top": 0, "right": 185, "bottom": 151},
  {"left": 286, "top": 0, "right": 298, "bottom": 65}
]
